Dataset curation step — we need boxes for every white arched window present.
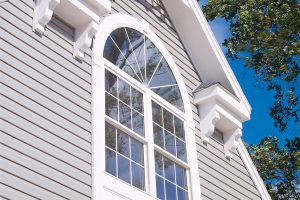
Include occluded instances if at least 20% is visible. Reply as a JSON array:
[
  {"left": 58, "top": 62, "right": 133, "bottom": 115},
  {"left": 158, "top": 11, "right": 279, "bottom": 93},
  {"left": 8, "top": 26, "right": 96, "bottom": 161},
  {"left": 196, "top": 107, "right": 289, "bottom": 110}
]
[{"left": 92, "top": 14, "right": 201, "bottom": 200}]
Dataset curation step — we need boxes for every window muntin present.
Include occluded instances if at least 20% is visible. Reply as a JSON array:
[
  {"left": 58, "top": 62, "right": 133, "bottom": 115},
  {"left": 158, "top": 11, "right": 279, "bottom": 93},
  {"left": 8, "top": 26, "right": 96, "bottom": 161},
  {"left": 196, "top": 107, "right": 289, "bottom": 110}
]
[
  {"left": 105, "top": 122, "right": 145, "bottom": 190},
  {"left": 104, "top": 27, "right": 184, "bottom": 111}
]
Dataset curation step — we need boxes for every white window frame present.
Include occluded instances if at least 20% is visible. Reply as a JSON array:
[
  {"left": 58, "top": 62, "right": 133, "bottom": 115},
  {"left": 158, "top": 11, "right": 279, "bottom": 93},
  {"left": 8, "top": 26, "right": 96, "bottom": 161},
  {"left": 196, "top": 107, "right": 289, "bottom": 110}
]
[{"left": 92, "top": 13, "right": 201, "bottom": 200}]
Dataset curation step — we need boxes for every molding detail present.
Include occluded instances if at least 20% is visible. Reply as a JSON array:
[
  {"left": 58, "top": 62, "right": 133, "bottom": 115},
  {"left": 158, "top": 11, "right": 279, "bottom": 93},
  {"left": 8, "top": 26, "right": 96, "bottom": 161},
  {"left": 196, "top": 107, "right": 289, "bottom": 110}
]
[
  {"left": 73, "top": 21, "right": 98, "bottom": 60},
  {"left": 224, "top": 128, "right": 242, "bottom": 159},
  {"left": 33, "top": 0, "right": 60, "bottom": 34},
  {"left": 194, "top": 83, "right": 248, "bottom": 159}
]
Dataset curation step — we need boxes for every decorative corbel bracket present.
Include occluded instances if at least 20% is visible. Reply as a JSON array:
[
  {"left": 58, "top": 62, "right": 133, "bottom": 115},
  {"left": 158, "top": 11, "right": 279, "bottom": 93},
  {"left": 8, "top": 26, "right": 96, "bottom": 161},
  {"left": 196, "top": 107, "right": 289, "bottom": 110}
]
[
  {"left": 224, "top": 128, "right": 242, "bottom": 159},
  {"left": 73, "top": 21, "right": 98, "bottom": 60},
  {"left": 194, "top": 83, "right": 250, "bottom": 159},
  {"left": 33, "top": 0, "right": 60, "bottom": 34}
]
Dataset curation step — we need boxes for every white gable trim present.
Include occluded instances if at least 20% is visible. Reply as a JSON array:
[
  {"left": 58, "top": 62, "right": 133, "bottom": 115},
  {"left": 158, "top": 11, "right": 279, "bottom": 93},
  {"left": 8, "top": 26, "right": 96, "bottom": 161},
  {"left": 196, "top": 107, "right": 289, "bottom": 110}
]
[{"left": 237, "top": 140, "right": 272, "bottom": 200}]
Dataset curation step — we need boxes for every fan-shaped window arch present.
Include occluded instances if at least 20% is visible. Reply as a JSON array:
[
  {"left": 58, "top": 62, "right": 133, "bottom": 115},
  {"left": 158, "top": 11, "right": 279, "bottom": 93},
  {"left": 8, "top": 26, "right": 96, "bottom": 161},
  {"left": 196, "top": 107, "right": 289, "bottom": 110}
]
[{"left": 104, "top": 27, "right": 184, "bottom": 111}]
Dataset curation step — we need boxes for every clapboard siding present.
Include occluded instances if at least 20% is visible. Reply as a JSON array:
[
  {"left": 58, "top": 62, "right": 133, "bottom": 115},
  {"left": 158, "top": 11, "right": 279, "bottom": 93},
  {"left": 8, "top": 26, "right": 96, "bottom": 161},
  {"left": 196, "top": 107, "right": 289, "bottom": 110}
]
[{"left": 0, "top": 0, "right": 92, "bottom": 199}]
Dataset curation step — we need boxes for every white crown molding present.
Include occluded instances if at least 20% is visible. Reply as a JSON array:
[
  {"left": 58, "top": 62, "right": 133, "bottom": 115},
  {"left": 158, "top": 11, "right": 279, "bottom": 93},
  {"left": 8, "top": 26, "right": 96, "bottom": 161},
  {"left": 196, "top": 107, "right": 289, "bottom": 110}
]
[
  {"left": 32, "top": 0, "right": 60, "bottom": 34},
  {"left": 33, "top": 0, "right": 111, "bottom": 60},
  {"left": 194, "top": 84, "right": 248, "bottom": 159}
]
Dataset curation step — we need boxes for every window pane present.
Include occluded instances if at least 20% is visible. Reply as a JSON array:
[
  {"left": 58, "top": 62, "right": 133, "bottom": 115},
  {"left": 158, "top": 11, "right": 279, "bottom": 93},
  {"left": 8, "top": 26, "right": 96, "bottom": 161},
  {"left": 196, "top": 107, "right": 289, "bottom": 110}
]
[
  {"left": 117, "top": 154, "right": 131, "bottom": 184},
  {"left": 174, "top": 116, "right": 185, "bottom": 140},
  {"left": 165, "top": 181, "right": 176, "bottom": 200},
  {"left": 164, "top": 157, "right": 175, "bottom": 183},
  {"left": 177, "top": 187, "right": 188, "bottom": 200},
  {"left": 175, "top": 164, "right": 187, "bottom": 189},
  {"left": 153, "top": 123, "right": 164, "bottom": 148},
  {"left": 155, "top": 152, "right": 164, "bottom": 176},
  {"left": 131, "top": 87, "right": 143, "bottom": 113},
  {"left": 105, "top": 123, "right": 116, "bottom": 150},
  {"left": 105, "top": 93, "right": 118, "bottom": 121},
  {"left": 163, "top": 109, "right": 173, "bottom": 133},
  {"left": 156, "top": 175, "right": 165, "bottom": 200},
  {"left": 105, "top": 148, "right": 116, "bottom": 176},
  {"left": 119, "top": 102, "right": 131, "bottom": 129},
  {"left": 165, "top": 130, "right": 176, "bottom": 156},
  {"left": 105, "top": 70, "right": 118, "bottom": 97},
  {"left": 132, "top": 110, "right": 144, "bottom": 137},
  {"left": 131, "top": 162, "right": 144, "bottom": 190},
  {"left": 131, "top": 139, "right": 144, "bottom": 165},
  {"left": 152, "top": 101, "right": 162, "bottom": 126},
  {"left": 176, "top": 139, "right": 187, "bottom": 162},
  {"left": 103, "top": 35, "right": 121, "bottom": 65},
  {"left": 118, "top": 79, "right": 131, "bottom": 105},
  {"left": 148, "top": 58, "right": 176, "bottom": 88},
  {"left": 117, "top": 130, "right": 130, "bottom": 157},
  {"left": 145, "top": 38, "right": 163, "bottom": 83}
]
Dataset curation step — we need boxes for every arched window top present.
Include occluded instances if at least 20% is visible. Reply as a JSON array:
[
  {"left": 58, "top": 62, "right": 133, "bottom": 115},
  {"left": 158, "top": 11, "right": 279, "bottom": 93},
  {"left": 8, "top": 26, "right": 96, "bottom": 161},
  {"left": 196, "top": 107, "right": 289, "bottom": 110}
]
[{"left": 103, "top": 27, "right": 184, "bottom": 111}]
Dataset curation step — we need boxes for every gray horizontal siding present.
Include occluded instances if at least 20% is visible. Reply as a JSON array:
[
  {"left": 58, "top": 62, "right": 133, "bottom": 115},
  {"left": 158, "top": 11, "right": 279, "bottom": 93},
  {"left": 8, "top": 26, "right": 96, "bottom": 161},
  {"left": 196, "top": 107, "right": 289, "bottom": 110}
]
[{"left": 0, "top": 0, "right": 92, "bottom": 199}]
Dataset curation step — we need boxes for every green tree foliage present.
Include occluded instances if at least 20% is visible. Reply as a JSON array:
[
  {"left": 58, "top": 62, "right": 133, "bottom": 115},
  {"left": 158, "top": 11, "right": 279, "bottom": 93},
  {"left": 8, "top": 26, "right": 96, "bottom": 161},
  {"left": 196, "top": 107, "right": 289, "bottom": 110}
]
[
  {"left": 247, "top": 136, "right": 300, "bottom": 199},
  {"left": 202, "top": 0, "right": 300, "bottom": 132}
]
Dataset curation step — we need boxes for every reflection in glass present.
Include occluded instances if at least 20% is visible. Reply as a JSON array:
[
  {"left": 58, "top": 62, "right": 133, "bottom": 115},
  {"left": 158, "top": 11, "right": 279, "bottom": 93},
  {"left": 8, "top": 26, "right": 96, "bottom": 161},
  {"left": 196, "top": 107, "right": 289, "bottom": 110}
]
[
  {"left": 156, "top": 175, "right": 165, "bottom": 200},
  {"left": 118, "top": 154, "right": 131, "bottom": 184},
  {"left": 164, "top": 157, "right": 175, "bottom": 183},
  {"left": 176, "top": 138, "right": 187, "bottom": 162},
  {"left": 177, "top": 187, "right": 188, "bottom": 200},
  {"left": 105, "top": 93, "right": 118, "bottom": 121},
  {"left": 163, "top": 109, "right": 173, "bottom": 133},
  {"left": 117, "top": 131, "right": 130, "bottom": 157},
  {"left": 174, "top": 116, "right": 185, "bottom": 140},
  {"left": 118, "top": 79, "right": 130, "bottom": 105},
  {"left": 132, "top": 110, "right": 144, "bottom": 136},
  {"left": 165, "top": 181, "right": 176, "bottom": 200},
  {"left": 103, "top": 35, "right": 120, "bottom": 65},
  {"left": 175, "top": 164, "right": 186, "bottom": 189},
  {"left": 131, "top": 87, "right": 143, "bottom": 113},
  {"left": 131, "top": 162, "right": 144, "bottom": 190},
  {"left": 153, "top": 123, "right": 164, "bottom": 148},
  {"left": 105, "top": 123, "right": 116, "bottom": 150},
  {"left": 155, "top": 152, "right": 164, "bottom": 176},
  {"left": 145, "top": 38, "right": 162, "bottom": 83},
  {"left": 105, "top": 148, "right": 116, "bottom": 176},
  {"left": 119, "top": 102, "right": 131, "bottom": 129},
  {"left": 131, "top": 139, "right": 144, "bottom": 165},
  {"left": 105, "top": 70, "right": 117, "bottom": 97},
  {"left": 165, "top": 130, "right": 176, "bottom": 156},
  {"left": 152, "top": 101, "right": 162, "bottom": 126}
]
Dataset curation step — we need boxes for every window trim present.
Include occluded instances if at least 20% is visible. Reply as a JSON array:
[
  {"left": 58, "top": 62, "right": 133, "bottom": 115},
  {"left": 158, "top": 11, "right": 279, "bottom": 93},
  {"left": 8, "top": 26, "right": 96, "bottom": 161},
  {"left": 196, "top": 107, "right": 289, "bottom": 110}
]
[{"left": 92, "top": 13, "right": 201, "bottom": 200}]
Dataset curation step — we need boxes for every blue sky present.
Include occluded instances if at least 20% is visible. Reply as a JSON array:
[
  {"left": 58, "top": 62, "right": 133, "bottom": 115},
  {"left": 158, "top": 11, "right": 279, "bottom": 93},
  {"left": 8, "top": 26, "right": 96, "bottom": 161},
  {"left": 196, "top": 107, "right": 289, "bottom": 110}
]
[{"left": 198, "top": 1, "right": 298, "bottom": 145}]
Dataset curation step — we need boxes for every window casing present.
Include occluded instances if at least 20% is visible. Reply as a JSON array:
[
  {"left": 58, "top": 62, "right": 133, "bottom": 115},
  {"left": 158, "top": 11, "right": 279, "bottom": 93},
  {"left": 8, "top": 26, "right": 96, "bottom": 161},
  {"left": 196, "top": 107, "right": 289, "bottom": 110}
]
[{"left": 92, "top": 13, "right": 201, "bottom": 200}]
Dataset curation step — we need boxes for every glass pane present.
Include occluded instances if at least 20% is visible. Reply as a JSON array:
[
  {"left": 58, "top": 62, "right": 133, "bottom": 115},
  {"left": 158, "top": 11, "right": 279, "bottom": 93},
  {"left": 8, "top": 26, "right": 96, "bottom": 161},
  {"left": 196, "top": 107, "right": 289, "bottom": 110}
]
[
  {"left": 105, "top": 123, "right": 116, "bottom": 150},
  {"left": 165, "top": 181, "right": 176, "bottom": 200},
  {"left": 118, "top": 79, "right": 130, "bottom": 105},
  {"left": 163, "top": 109, "right": 173, "bottom": 133},
  {"left": 153, "top": 123, "right": 164, "bottom": 148},
  {"left": 110, "top": 28, "right": 130, "bottom": 61},
  {"left": 164, "top": 157, "right": 175, "bottom": 183},
  {"left": 145, "top": 38, "right": 163, "bottom": 83},
  {"left": 117, "top": 154, "right": 131, "bottom": 184},
  {"left": 131, "top": 139, "right": 144, "bottom": 165},
  {"left": 105, "top": 93, "right": 118, "bottom": 121},
  {"left": 152, "top": 101, "right": 162, "bottom": 126},
  {"left": 176, "top": 139, "right": 187, "bottom": 162},
  {"left": 103, "top": 35, "right": 121, "bottom": 65},
  {"left": 131, "top": 162, "right": 144, "bottom": 190},
  {"left": 105, "top": 70, "right": 118, "bottom": 97},
  {"left": 148, "top": 58, "right": 176, "bottom": 88},
  {"left": 131, "top": 87, "right": 143, "bottom": 113},
  {"left": 156, "top": 175, "right": 165, "bottom": 200},
  {"left": 174, "top": 116, "right": 185, "bottom": 140},
  {"left": 105, "top": 148, "right": 116, "bottom": 176},
  {"left": 175, "top": 164, "right": 187, "bottom": 189},
  {"left": 119, "top": 102, "right": 131, "bottom": 129},
  {"left": 132, "top": 110, "right": 144, "bottom": 137},
  {"left": 155, "top": 152, "right": 164, "bottom": 176},
  {"left": 165, "top": 130, "right": 176, "bottom": 156},
  {"left": 151, "top": 85, "right": 184, "bottom": 112},
  {"left": 117, "top": 130, "right": 130, "bottom": 157},
  {"left": 177, "top": 187, "right": 188, "bottom": 200}
]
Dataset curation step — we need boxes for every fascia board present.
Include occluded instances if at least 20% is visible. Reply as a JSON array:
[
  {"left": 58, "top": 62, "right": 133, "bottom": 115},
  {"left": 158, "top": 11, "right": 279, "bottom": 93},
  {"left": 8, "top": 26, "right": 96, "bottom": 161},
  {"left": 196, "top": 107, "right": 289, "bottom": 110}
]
[{"left": 161, "top": 0, "right": 251, "bottom": 115}]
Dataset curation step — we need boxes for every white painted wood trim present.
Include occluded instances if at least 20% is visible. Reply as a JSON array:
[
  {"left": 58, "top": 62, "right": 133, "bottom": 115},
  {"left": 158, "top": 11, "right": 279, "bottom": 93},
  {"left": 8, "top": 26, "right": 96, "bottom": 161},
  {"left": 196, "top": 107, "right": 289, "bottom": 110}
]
[{"left": 237, "top": 140, "right": 272, "bottom": 200}]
